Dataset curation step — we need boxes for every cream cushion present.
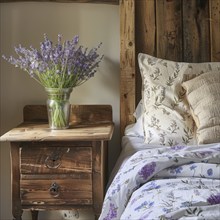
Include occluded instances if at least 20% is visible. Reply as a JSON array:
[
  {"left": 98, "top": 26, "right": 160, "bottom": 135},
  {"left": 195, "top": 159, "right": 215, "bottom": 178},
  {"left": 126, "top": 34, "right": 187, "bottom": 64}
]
[
  {"left": 182, "top": 71, "right": 220, "bottom": 144},
  {"left": 138, "top": 53, "right": 220, "bottom": 146}
]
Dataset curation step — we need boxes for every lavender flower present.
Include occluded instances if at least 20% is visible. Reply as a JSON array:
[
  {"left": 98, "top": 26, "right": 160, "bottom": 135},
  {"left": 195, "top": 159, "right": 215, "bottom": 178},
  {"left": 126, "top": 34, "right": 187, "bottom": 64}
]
[
  {"left": 103, "top": 203, "right": 117, "bottom": 220},
  {"left": 171, "top": 145, "right": 186, "bottom": 151},
  {"left": 190, "top": 164, "right": 197, "bottom": 170},
  {"left": 169, "top": 165, "right": 183, "bottom": 174},
  {"left": 134, "top": 201, "right": 154, "bottom": 211},
  {"left": 2, "top": 34, "right": 103, "bottom": 89},
  {"left": 207, "top": 168, "right": 213, "bottom": 176},
  {"left": 134, "top": 201, "right": 148, "bottom": 211},
  {"left": 138, "top": 162, "right": 156, "bottom": 180},
  {"left": 207, "top": 193, "right": 220, "bottom": 205}
]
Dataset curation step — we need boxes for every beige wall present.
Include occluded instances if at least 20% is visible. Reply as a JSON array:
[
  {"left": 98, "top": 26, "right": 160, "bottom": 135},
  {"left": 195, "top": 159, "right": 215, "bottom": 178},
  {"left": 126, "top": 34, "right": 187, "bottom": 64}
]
[{"left": 0, "top": 2, "right": 120, "bottom": 219}]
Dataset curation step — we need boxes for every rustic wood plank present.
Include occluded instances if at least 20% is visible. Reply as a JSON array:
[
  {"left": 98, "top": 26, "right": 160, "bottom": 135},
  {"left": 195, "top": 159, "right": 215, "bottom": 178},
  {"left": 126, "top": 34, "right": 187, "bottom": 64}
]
[
  {"left": 20, "top": 179, "right": 92, "bottom": 199},
  {"left": 0, "top": 0, "right": 119, "bottom": 4},
  {"left": 21, "top": 198, "right": 93, "bottom": 206},
  {"left": 135, "top": 0, "right": 156, "bottom": 102},
  {"left": 22, "top": 204, "right": 93, "bottom": 210},
  {"left": 156, "top": 0, "right": 182, "bottom": 61},
  {"left": 23, "top": 105, "right": 48, "bottom": 122},
  {"left": 92, "top": 141, "right": 102, "bottom": 216},
  {"left": 10, "top": 143, "right": 23, "bottom": 219},
  {"left": 101, "top": 141, "right": 108, "bottom": 189},
  {"left": 21, "top": 173, "right": 92, "bottom": 180},
  {"left": 23, "top": 105, "right": 112, "bottom": 124},
  {"left": 120, "top": 0, "right": 135, "bottom": 136},
  {"left": 136, "top": 0, "right": 156, "bottom": 56},
  {"left": 31, "top": 210, "right": 39, "bottom": 220},
  {"left": 0, "top": 122, "right": 114, "bottom": 141},
  {"left": 210, "top": 0, "right": 220, "bottom": 61},
  {"left": 20, "top": 146, "right": 92, "bottom": 174},
  {"left": 70, "top": 105, "right": 113, "bottom": 125},
  {"left": 182, "top": 0, "right": 210, "bottom": 62}
]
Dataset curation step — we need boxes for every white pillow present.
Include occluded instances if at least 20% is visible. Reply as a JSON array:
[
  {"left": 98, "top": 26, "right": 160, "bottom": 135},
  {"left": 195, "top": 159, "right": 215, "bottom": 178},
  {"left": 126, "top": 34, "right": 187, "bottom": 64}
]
[
  {"left": 125, "top": 115, "right": 144, "bottom": 138},
  {"left": 138, "top": 53, "right": 220, "bottom": 146},
  {"left": 125, "top": 100, "right": 144, "bottom": 137},
  {"left": 133, "top": 100, "right": 143, "bottom": 119}
]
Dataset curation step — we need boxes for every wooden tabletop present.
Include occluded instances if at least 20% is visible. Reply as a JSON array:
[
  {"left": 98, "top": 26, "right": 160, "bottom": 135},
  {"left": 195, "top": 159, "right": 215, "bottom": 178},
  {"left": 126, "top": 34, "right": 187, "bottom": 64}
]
[{"left": 0, "top": 122, "right": 114, "bottom": 142}]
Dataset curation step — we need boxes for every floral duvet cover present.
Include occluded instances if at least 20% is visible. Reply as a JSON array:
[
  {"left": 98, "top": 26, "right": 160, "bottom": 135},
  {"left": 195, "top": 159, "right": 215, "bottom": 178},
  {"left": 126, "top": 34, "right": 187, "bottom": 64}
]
[{"left": 99, "top": 144, "right": 220, "bottom": 220}]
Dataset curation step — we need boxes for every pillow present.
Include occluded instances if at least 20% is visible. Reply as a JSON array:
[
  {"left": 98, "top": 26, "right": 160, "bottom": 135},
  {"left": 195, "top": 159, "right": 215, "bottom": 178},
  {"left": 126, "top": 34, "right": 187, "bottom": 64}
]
[
  {"left": 182, "top": 71, "right": 220, "bottom": 144},
  {"left": 138, "top": 53, "right": 220, "bottom": 146},
  {"left": 125, "top": 100, "right": 144, "bottom": 137},
  {"left": 133, "top": 100, "right": 143, "bottom": 120},
  {"left": 125, "top": 115, "right": 144, "bottom": 138}
]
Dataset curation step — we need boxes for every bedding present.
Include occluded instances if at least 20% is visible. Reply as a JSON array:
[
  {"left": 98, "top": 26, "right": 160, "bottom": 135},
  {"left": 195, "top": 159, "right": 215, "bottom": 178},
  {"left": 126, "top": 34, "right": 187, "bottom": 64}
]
[
  {"left": 138, "top": 53, "right": 220, "bottom": 146},
  {"left": 182, "top": 71, "right": 220, "bottom": 144},
  {"left": 108, "top": 135, "right": 151, "bottom": 186},
  {"left": 99, "top": 142, "right": 220, "bottom": 220}
]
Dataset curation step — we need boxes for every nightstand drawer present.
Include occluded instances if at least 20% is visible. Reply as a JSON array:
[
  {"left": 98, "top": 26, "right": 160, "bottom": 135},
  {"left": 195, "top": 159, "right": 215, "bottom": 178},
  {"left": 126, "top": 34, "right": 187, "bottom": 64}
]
[
  {"left": 20, "top": 176, "right": 92, "bottom": 206},
  {"left": 20, "top": 145, "right": 92, "bottom": 174}
]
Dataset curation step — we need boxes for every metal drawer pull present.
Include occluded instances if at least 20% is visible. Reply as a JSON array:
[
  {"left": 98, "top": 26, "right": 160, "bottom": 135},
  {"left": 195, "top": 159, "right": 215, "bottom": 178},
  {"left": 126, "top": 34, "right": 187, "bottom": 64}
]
[
  {"left": 45, "top": 153, "right": 61, "bottom": 169},
  {"left": 49, "top": 182, "right": 60, "bottom": 197},
  {"left": 45, "top": 148, "right": 70, "bottom": 169}
]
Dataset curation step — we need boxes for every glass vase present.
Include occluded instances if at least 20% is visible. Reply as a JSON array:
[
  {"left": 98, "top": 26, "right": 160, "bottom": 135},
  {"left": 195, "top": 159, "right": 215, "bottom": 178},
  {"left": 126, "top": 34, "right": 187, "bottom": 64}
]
[{"left": 45, "top": 88, "right": 73, "bottom": 129}]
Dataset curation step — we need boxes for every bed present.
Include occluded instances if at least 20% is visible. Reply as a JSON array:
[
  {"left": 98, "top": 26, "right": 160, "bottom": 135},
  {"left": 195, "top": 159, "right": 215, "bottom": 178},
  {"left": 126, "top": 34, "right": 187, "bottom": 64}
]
[{"left": 99, "top": 0, "right": 220, "bottom": 219}]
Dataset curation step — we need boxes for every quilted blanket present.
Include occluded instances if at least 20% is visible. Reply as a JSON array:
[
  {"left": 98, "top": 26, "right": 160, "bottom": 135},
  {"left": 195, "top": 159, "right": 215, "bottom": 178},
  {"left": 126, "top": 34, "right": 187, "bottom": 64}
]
[{"left": 99, "top": 144, "right": 220, "bottom": 220}]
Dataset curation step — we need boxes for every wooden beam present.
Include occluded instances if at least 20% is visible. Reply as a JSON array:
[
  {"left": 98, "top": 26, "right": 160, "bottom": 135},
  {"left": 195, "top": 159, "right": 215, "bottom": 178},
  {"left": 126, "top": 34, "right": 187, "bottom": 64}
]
[
  {"left": 120, "top": 0, "right": 135, "bottom": 137},
  {"left": 209, "top": 0, "right": 220, "bottom": 61},
  {"left": 156, "top": 0, "right": 182, "bottom": 61},
  {"left": 135, "top": 0, "right": 156, "bottom": 102},
  {"left": 0, "top": 0, "right": 119, "bottom": 4},
  {"left": 182, "top": 0, "right": 210, "bottom": 62}
]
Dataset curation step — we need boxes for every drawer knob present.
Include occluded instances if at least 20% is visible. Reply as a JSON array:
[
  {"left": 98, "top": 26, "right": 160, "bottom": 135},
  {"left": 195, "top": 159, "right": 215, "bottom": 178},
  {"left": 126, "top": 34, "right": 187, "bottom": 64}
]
[
  {"left": 49, "top": 182, "right": 60, "bottom": 197},
  {"left": 45, "top": 153, "right": 61, "bottom": 169}
]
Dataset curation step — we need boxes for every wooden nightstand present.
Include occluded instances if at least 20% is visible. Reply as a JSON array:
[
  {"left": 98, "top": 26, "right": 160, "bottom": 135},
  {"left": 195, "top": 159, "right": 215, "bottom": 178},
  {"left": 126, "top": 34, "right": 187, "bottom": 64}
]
[{"left": 0, "top": 105, "right": 114, "bottom": 220}]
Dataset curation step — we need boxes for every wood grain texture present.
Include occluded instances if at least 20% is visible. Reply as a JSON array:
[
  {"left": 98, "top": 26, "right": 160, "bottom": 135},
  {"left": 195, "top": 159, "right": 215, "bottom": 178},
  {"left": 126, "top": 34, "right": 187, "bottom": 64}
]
[
  {"left": 210, "top": 0, "right": 220, "bottom": 61},
  {"left": 156, "top": 0, "right": 182, "bottom": 61},
  {"left": 92, "top": 141, "right": 102, "bottom": 216},
  {"left": 11, "top": 143, "right": 23, "bottom": 219},
  {"left": 120, "top": 0, "right": 135, "bottom": 136},
  {"left": 135, "top": 0, "right": 156, "bottom": 56},
  {"left": 182, "top": 0, "right": 210, "bottom": 62},
  {"left": 135, "top": 0, "right": 156, "bottom": 102},
  {"left": 23, "top": 105, "right": 112, "bottom": 124},
  {"left": 0, "top": 0, "right": 119, "bottom": 4},
  {"left": 0, "top": 122, "right": 114, "bottom": 142},
  {"left": 20, "top": 145, "right": 92, "bottom": 174},
  {"left": 20, "top": 179, "right": 92, "bottom": 205}
]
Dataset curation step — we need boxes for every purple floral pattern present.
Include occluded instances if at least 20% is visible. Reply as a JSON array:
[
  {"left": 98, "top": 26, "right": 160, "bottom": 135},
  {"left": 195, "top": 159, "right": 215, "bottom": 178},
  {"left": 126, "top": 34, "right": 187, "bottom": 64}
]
[
  {"left": 207, "top": 193, "right": 220, "bottom": 205},
  {"left": 99, "top": 144, "right": 220, "bottom": 220},
  {"left": 103, "top": 203, "right": 117, "bottom": 220},
  {"left": 138, "top": 162, "right": 156, "bottom": 180}
]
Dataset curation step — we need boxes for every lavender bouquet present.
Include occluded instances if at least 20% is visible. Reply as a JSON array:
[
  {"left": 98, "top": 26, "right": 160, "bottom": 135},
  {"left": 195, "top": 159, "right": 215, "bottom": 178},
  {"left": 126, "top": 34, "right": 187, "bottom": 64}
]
[
  {"left": 3, "top": 34, "right": 103, "bottom": 88},
  {"left": 3, "top": 34, "right": 103, "bottom": 129}
]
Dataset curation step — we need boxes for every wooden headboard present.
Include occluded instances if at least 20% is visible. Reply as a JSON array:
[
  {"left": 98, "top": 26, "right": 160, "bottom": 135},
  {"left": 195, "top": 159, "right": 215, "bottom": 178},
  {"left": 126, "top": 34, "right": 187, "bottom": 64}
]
[{"left": 120, "top": 0, "right": 220, "bottom": 136}]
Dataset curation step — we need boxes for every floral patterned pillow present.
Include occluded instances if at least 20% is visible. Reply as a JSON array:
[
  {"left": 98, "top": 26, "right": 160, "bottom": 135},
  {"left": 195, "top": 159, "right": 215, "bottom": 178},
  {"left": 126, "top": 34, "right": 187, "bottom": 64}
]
[{"left": 138, "top": 53, "right": 220, "bottom": 146}]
